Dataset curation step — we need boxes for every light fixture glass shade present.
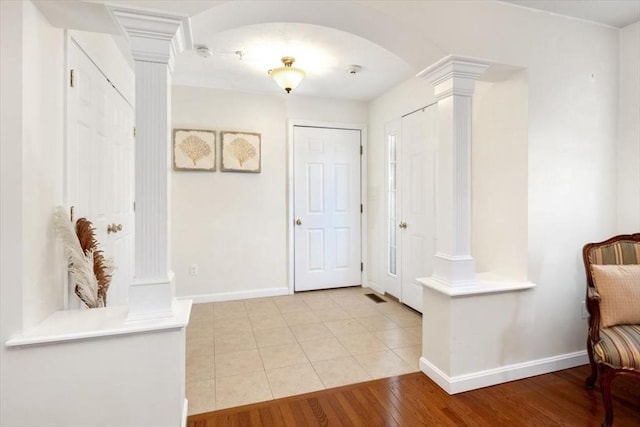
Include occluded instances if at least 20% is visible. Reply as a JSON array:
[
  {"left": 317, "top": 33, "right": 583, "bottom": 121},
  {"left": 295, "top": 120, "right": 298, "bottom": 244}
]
[{"left": 269, "top": 57, "right": 305, "bottom": 93}]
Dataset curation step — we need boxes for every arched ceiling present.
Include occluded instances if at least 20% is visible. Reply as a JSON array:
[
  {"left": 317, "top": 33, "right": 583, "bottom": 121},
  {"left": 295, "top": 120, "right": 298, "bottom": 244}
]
[{"left": 36, "top": 1, "right": 640, "bottom": 100}]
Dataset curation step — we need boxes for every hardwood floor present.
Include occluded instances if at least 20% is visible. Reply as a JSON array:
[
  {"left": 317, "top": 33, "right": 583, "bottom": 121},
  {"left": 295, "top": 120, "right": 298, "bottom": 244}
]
[{"left": 187, "top": 365, "right": 640, "bottom": 426}]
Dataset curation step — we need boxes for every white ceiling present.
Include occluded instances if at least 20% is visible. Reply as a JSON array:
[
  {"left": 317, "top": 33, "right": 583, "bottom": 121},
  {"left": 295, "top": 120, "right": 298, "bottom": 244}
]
[
  {"left": 165, "top": 0, "right": 640, "bottom": 100},
  {"left": 39, "top": 1, "right": 640, "bottom": 101},
  {"left": 502, "top": 0, "right": 640, "bottom": 28},
  {"left": 173, "top": 22, "right": 414, "bottom": 101}
]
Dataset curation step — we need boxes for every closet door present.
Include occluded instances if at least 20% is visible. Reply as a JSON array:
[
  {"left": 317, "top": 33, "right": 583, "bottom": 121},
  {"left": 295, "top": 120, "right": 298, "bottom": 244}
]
[
  {"left": 384, "top": 105, "right": 437, "bottom": 313},
  {"left": 399, "top": 106, "right": 437, "bottom": 313},
  {"left": 66, "top": 38, "right": 135, "bottom": 307}
]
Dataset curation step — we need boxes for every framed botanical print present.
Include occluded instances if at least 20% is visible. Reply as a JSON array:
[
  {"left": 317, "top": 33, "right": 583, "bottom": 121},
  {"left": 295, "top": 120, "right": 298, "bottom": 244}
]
[
  {"left": 220, "top": 131, "right": 261, "bottom": 173},
  {"left": 173, "top": 129, "right": 216, "bottom": 171}
]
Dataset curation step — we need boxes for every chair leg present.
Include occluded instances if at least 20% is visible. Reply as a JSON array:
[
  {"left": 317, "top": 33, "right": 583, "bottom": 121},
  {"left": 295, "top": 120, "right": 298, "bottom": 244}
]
[
  {"left": 586, "top": 339, "right": 598, "bottom": 389},
  {"left": 600, "top": 366, "right": 615, "bottom": 427}
]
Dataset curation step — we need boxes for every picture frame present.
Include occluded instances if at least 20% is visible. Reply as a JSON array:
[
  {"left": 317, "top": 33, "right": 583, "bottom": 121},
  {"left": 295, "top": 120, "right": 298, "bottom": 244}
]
[
  {"left": 220, "top": 131, "right": 261, "bottom": 173},
  {"left": 173, "top": 129, "right": 216, "bottom": 171}
]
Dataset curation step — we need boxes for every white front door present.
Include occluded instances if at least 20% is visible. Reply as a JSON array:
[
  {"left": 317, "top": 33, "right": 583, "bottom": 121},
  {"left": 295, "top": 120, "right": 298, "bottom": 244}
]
[
  {"left": 293, "top": 126, "right": 362, "bottom": 291},
  {"left": 66, "top": 38, "right": 135, "bottom": 307},
  {"left": 399, "top": 106, "right": 437, "bottom": 312}
]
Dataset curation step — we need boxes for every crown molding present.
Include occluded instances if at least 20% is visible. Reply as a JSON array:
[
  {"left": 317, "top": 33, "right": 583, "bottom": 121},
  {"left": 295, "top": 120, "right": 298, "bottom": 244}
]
[
  {"left": 417, "top": 55, "right": 492, "bottom": 99},
  {"left": 108, "top": 4, "right": 193, "bottom": 71}
]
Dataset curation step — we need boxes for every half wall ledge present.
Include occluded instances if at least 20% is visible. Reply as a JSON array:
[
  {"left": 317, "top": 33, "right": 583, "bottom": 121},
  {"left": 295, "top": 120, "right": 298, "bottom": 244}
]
[
  {"left": 417, "top": 273, "right": 535, "bottom": 297},
  {"left": 4, "top": 299, "right": 192, "bottom": 347}
]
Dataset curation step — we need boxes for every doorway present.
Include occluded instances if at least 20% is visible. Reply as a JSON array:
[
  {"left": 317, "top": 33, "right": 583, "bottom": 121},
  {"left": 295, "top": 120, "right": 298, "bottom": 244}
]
[
  {"left": 291, "top": 124, "right": 363, "bottom": 292},
  {"left": 382, "top": 104, "right": 437, "bottom": 313}
]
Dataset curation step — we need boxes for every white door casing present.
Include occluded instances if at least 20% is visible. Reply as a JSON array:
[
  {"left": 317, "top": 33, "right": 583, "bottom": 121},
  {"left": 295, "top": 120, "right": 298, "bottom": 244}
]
[
  {"left": 293, "top": 126, "right": 362, "bottom": 291},
  {"left": 398, "top": 105, "right": 437, "bottom": 313},
  {"left": 66, "top": 38, "right": 135, "bottom": 308}
]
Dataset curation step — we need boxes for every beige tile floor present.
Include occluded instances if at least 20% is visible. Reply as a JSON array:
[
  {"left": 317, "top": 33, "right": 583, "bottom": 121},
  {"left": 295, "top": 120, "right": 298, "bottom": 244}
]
[{"left": 185, "top": 286, "right": 422, "bottom": 415}]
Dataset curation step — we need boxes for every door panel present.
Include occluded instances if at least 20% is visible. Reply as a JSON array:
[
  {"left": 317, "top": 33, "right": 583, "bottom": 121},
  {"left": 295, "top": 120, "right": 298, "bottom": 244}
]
[
  {"left": 399, "top": 105, "right": 437, "bottom": 313},
  {"left": 294, "top": 126, "right": 361, "bottom": 291},
  {"left": 67, "top": 39, "right": 134, "bottom": 308}
]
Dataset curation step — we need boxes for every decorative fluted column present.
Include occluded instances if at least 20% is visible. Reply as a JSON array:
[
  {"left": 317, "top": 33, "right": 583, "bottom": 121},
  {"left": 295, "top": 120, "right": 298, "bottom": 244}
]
[
  {"left": 417, "top": 56, "right": 490, "bottom": 288},
  {"left": 110, "top": 6, "right": 192, "bottom": 320}
]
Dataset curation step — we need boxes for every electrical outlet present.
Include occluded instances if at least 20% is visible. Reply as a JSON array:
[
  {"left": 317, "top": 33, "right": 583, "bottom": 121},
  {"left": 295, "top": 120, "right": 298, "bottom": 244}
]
[
  {"left": 581, "top": 301, "right": 589, "bottom": 319},
  {"left": 189, "top": 263, "right": 199, "bottom": 276}
]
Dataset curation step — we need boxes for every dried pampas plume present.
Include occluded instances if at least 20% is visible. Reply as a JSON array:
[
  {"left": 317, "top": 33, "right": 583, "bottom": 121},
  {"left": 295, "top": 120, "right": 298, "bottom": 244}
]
[
  {"left": 53, "top": 207, "right": 114, "bottom": 308},
  {"left": 76, "top": 218, "right": 114, "bottom": 307}
]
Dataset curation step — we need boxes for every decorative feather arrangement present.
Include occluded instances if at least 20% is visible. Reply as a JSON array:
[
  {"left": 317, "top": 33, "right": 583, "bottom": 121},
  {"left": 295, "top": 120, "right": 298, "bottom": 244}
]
[
  {"left": 53, "top": 206, "right": 114, "bottom": 309},
  {"left": 76, "top": 218, "right": 114, "bottom": 307}
]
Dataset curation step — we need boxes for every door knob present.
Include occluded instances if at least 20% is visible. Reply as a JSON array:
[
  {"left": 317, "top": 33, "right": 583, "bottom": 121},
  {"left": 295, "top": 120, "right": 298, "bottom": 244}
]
[
  {"left": 107, "top": 223, "right": 123, "bottom": 234},
  {"left": 295, "top": 219, "right": 302, "bottom": 226},
  {"left": 399, "top": 222, "right": 407, "bottom": 229}
]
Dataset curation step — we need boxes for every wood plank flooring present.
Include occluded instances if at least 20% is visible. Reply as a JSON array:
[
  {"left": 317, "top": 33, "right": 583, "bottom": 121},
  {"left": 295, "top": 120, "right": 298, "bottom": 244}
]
[{"left": 187, "top": 365, "right": 640, "bottom": 426}]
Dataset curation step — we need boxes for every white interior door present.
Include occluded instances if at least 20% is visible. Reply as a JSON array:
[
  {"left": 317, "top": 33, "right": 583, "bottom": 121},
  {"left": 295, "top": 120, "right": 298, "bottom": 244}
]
[
  {"left": 398, "top": 106, "right": 437, "bottom": 312},
  {"left": 66, "top": 39, "right": 134, "bottom": 307},
  {"left": 293, "top": 126, "right": 362, "bottom": 291}
]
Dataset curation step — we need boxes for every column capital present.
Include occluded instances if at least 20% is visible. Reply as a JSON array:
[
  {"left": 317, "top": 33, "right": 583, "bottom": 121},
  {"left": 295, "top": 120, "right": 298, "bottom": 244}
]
[
  {"left": 417, "top": 55, "right": 491, "bottom": 100},
  {"left": 109, "top": 5, "right": 193, "bottom": 70}
]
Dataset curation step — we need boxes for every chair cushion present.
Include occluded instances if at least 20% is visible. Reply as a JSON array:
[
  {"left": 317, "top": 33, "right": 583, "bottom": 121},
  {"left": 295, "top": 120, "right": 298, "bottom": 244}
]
[
  {"left": 591, "top": 264, "right": 640, "bottom": 327},
  {"left": 594, "top": 325, "right": 640, "bottom": 370}
]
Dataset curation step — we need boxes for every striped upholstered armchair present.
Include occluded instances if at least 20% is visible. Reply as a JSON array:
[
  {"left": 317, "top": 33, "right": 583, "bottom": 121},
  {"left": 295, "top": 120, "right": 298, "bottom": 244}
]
[{"left": 582, "top": 234, "right": 640, "bottom": 427}]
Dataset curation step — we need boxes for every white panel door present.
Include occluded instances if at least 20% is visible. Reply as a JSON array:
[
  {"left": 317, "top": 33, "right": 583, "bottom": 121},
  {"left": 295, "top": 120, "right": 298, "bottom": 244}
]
[
  {"left": 293, "top": 126, "right": 361, "bottom": 291},
  {"left": 398, "top": 106, "right": 437, "bottom": 312},
  {"left": 67, "top": 39, "right": 134, "bottom": 307}
]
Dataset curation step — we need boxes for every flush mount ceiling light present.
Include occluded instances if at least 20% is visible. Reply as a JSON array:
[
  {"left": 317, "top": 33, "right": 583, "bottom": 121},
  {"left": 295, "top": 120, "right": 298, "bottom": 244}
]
[{"left": 268, "top": 57, "right": 305, "bottom": 93}]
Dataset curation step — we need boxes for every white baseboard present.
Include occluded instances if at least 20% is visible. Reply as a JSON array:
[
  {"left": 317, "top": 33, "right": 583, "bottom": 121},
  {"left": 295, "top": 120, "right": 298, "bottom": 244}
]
[
  {"left": 178, "top": 287, "right": 291, "bottom": 304},
  {"left": 181, "top": 398, "right": 188, "bottom": 427},
  {"left": 420, "top": 350, "right": 589, "bottom": 394},
  {"left": 364, "top": 281, "right": 385, "bottom": 295}
]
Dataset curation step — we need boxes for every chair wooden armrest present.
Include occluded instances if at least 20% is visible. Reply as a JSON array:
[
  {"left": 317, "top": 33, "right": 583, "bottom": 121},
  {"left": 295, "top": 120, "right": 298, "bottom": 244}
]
[{"left": 586, "top": 286, "right": 601, "bottom": 344}]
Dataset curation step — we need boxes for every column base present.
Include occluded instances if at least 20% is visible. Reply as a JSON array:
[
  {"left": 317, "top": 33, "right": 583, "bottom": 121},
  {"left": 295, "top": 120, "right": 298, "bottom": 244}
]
[
  {"left": 126, "top": 271, "right": 175, "bottom": 321},
  {"left": 432, "top": 252, "right": 476, "bottom": 286}
]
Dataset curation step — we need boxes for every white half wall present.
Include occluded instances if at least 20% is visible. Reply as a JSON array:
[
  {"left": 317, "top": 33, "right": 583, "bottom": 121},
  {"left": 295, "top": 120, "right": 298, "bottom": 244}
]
[
  {"left": 617, "top": 21, "right": 640, "bottom": 233},
  {"left": 3, "top": 328, "right": 187, "bottom": 427},
  {"left": 171, "top": 86, "right": 368, "bottom": 300}
]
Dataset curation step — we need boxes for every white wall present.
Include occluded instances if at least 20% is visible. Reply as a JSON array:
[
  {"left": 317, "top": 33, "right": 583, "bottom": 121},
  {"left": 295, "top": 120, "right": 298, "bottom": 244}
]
[
  {"left": 1, "top": 1, "right": 65, "bottom": 423},
  {"left": 1, "top": 3, "right": 187, "bottom": 426},
  {"left": 617, "top": 21, "right": 640, "bottom": 233},
  {"left": 172, "top": 86, "right": 368, "bottom": 301},
  {"left": 21, "top": 0, "right": 66, "bottom": 331},
  {"left": 361, "top": 0, "right": 619, "bottom": 384},
  {"left": 0, "top": 5, "right": 26, "bottom": 422},
  {"left": 472, "top": 71, "right": 528, "bottom": 280}
]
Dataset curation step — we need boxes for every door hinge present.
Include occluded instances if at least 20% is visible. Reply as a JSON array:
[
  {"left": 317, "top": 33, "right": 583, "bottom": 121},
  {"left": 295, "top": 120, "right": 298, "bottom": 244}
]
[
  {"left": 133, "top": 201, "right": 135, "bottom": 212},
  {"left": 70, "top": 69, "right": 75, "bottom": 88},
  {"left": 133, "top": 127, "right": 136, "bottom": 138},
  {"left": 361, "top": 262, "right": 363, "bottom": 272},
  {"left": 360, "top": 204, "right": 363, "bottom": 213},
  {"left": 360, "top": 145, "right": 363, "bottom": 155}
]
